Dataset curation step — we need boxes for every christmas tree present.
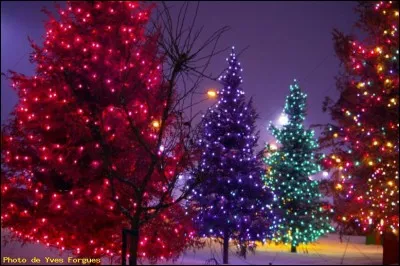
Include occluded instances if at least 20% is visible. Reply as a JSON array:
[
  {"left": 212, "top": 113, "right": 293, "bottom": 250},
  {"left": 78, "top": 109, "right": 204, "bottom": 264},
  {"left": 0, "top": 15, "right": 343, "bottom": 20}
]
[
  {"left": 264, "top": 80, "right": 333, "bottom": 253},
  {"left": 188, "top": 47, "right": 271, "bottom": 264},
  {"left": 1, "top": 2, "right": 197, "bottom": 264},
  {"left": 319, "top": 1, "right": 399, "bottom": 235}
]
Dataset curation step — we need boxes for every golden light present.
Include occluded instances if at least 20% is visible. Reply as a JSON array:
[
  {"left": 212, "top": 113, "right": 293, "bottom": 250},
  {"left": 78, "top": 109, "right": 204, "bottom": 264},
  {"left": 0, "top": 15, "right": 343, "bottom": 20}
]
[
  {"left": 336, "top": 183, "right": 343, "bottom": 190},
  {"left": 152, "top": 120, "right": 160, "bottom": 128},
  {"left": 342, "top": 216, "right": 347, "bottom": 221},
  {"left": 333, "top": 133, "right": 338, "bottom": 138},
  {"left": 388, "top": 181, "right": 394, "bottom": 186},
  {"left": 207, "top": 89, "right": 217, "bottom": 98},
  {"left": 373, "top": 140, "right": 379, "bottom": 146},
  {"left": 386, "top": 142, "right": 393, "bottom": 148},
  {"left": 270, "top": 143, "right": 278, "bottom": 151},
  {"left": 368, "top": 161, "right": 374, "bottom": 166}
]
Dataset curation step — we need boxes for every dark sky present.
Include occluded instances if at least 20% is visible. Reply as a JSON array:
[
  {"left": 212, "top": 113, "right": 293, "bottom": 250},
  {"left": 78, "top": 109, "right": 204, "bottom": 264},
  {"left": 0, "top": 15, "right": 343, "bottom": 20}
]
[{"left": 1, "top": 1, "right": 359, "bottom": 261}]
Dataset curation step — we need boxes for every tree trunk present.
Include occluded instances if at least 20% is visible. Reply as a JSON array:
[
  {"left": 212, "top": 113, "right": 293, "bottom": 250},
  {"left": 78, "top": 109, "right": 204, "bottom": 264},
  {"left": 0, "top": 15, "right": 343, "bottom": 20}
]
[
  {"left": 291, "top": 231, "right": 297, "bottom": 253},
  {"left": 239, "top": 243, "right": 247, "bottom": 259},
  {"left": 223, "top": 229, "right": 229, "bottom": 264},
  {"left": 129, "top": 218, "right": 140, "bottom": 265},
  {"left": 383, "top": 231, "right": 399, "bottom": 265}
]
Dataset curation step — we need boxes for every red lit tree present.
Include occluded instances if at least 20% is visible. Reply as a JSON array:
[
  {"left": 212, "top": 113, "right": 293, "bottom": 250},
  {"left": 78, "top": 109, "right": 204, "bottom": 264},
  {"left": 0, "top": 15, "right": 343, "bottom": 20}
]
[
  {"left": 1, "top": 1, "right": 227, "bottom": 264},
  {"left": 318, "top": 1, "right": 399, "bottom": 235}
]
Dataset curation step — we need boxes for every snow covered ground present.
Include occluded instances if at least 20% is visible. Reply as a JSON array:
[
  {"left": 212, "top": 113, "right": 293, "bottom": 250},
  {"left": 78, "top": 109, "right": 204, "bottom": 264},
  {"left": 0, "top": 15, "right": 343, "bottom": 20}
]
[
  {"left": 1, "top": 232, "right": 382, "bottom": 265},
  {"left": 156, "top": 234, "right": 382, "bottom": 265}
]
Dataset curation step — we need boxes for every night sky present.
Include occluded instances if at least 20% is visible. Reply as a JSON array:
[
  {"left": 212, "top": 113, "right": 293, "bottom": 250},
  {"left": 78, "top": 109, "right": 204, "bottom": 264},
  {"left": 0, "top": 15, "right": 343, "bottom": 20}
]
[
  {"left": 1, "top": 0, "right": 360, "bottom": 262},
  {"left": 1, "top": 1, "right": 360, "bottom": 141}
]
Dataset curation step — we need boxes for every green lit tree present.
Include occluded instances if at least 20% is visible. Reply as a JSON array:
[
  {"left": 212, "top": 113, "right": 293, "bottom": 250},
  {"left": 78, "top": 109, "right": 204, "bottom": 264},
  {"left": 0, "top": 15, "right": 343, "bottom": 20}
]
[{"left": 263, "top": 80, "right": 333, "bottom": 253}]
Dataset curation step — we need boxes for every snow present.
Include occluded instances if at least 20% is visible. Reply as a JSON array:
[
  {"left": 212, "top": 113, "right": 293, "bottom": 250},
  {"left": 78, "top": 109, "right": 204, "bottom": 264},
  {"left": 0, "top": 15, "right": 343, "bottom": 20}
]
[
  {"left": 154, "top": 234, "right": 382, "bottom": 265},
  {"left": 1, "top": 231, "right": 382, "bottom": 265}
]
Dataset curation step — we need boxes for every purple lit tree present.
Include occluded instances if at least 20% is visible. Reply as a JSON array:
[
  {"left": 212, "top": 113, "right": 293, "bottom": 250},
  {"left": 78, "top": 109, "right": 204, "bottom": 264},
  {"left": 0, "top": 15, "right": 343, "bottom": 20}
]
[{"left": 188, "top": 47, "right": 272, "bottom": 264}]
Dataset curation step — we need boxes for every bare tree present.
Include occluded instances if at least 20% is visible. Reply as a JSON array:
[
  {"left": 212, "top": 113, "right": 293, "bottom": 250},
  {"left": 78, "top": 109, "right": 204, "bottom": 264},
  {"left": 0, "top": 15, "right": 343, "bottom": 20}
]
[
  {"left": 115, "top": 2, "right": 230, "bottom": 264},
  {"left": 0, "top": 1, "right": 229, "bottom": 265},
  {"left": 61, "top": 2, "right": 229, "bottom": 265}
]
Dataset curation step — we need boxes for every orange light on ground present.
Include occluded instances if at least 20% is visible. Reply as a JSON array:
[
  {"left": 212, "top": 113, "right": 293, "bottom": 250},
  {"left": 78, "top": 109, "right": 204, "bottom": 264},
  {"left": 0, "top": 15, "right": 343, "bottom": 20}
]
[{"left": 152, "top": 120, "right": 160, "bottom": 128}]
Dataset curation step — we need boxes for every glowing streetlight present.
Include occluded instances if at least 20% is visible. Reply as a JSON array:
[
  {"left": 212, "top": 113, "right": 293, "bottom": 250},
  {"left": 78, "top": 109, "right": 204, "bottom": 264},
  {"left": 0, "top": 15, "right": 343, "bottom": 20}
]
[
  {"left": 269, "top": 143, "right": 278, "bottom": 151},
  {"left": 207, "top": 89, "right": 218, "bottom": 98},
  {"left": 278, "top": 113, "right": 289, "bottom": 126},
  {"left": 184, "top": 89, "right": 218, "bottom": 110}
]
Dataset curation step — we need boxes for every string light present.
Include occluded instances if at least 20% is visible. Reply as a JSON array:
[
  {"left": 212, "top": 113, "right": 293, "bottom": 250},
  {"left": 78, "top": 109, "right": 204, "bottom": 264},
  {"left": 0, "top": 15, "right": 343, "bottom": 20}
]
[
  {"left": 264, "top": 80, "right": 334, "bottom": 251},
  {"left": 188, "top": 47, "right": 272, "bottom": 259},
  {"left": 1, "top": 1, "right": 196, "bottom": 262},
  {"left": 320, "top": 1, "right": 399, "bottom": 234},
  {"left": 152, "top": 120, "right": 160, "bottom": 128}
]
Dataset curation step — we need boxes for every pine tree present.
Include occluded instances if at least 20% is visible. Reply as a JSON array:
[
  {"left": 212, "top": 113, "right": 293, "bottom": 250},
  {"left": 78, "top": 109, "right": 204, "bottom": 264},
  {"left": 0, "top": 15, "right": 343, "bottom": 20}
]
[
  {"left": 264, "top": 80, "right": 333, "bottom": 253},
  {"left": 319, "top": 1, "right": 399, "bottom": 234},
  {"left": 1, "top": 2, "right": 197, "bottom": 264},
  {"left": 188, "top": 47, "right": 271, "bottom": 264}
]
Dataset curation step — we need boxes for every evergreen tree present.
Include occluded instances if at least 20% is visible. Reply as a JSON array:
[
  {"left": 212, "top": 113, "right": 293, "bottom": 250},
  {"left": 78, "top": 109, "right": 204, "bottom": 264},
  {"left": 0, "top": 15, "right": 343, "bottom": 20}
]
[
  {"left": 189, "top": 47, "right": 271, "bottom": 264},
  {"left": 264, "top": 80, "right": 333, "bottom": 253},
  {"left": 319, "top": 1, "right": 399, "bottom": 235}
]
